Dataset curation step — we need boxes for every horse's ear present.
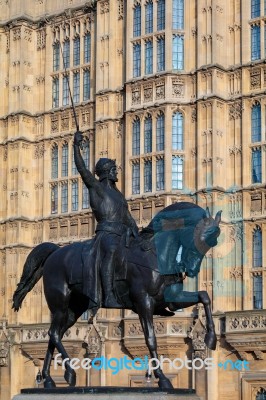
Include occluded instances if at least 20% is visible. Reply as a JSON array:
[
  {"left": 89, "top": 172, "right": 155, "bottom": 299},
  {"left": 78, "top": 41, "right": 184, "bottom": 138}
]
[
  {"left": 215, "top": 210, "right": 222, "bottom": 225},
  {"left": 206, "top": 207, "right": 211, "bottom": 218}
]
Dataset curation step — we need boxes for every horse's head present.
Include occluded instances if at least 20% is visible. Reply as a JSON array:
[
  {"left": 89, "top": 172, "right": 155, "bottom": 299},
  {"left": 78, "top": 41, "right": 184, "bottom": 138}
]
[{"left": 179, "top": 207, "right": 222, "bottom": 277}]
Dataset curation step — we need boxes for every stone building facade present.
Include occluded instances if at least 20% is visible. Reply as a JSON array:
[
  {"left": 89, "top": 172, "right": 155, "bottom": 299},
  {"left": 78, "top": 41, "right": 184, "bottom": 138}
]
[{"left": 0, "top": 1, "right": 266, "bottom": 399}]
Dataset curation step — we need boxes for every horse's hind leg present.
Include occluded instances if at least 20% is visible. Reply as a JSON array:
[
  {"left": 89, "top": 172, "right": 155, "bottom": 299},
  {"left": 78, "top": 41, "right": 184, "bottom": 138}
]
[
  {"left": 134, "top": 296, "right": 173, "bottom": 389},
  {"left": 47, "top": 308, "right": 77, "bottom": 386},
  {"left": 42, "top": 339, "right": 56, "bottom": 388}
]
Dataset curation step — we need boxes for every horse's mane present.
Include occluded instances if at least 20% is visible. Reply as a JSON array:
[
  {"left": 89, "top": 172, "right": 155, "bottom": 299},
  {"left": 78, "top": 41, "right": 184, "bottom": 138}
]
[{"left": 141, "top": 201, "right": 206, "bottom": 237}]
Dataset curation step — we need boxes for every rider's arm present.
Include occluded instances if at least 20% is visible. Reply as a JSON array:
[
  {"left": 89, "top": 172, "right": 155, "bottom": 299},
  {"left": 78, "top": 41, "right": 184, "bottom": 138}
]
[{"left": 74, "top": 132, "right": 101, "bottom": 192}]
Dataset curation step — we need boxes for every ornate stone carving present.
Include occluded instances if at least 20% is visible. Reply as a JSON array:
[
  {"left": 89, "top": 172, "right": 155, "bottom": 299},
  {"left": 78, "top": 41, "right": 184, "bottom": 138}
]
[
  {"left": 172, "top": 78, "right": 184, "bottom": 97},
  {"left": 251, "top": 193, "right": 262, "bottom": 215},
  {"left": 34, "top": 143, "right": 45, "bottom": 159},
  {"left": 0, "top": 343, "right": 9, "bottom": 367},
  {"left": 143, "top": 84, "right": 153, "bottom": 102},
  {"left": 51, "top": 114, "right": 59, "bottom": 133},
  {"left": 132, "top": 86, "right": 141, "bottom": 105},
  {"left": 250, "top": 68, "right": 261, "bottom": 89},
  {"left": 188, "top": 317, "right": 207, "bottom": 360},
  {"left": 229, "top": 100, "right": 242, "bottom": 120},
  {"left": 229, "top": 267, "right": 243, "bottom": 279},
  {"left": 155, "top": 81, "right": 165, "bottom": 100},
  {"left": 117, "top": 0, "right": 123, "bottom": 19},
  {"left": 37, "top": 29, "right": 46, "bottom": 50},
  {"left": 99, "top": 0, "right": 109, "bottom": 14},
  {"left": 24, "top": 28, "right": 32, "bottom": 42},
  {"left": 13, "top": 28, "right": 21, "bottom": 41},
  {"left": 228, "top": 313, "right": 266, "bottom": 332}
]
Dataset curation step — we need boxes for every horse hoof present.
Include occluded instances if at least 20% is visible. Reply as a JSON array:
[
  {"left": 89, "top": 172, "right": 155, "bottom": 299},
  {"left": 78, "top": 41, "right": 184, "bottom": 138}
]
[
  {"left": 204, "top": 332, "right": 217, "bottom": 350},
  {"left": 158, "top": 378, "right": 174, "bottom": 389},
  {"left": 64, "top": 369, "right": 76, "bottom": 386},
  {"left": 43, "top": 378, "right": 56, "bottom": 388}
]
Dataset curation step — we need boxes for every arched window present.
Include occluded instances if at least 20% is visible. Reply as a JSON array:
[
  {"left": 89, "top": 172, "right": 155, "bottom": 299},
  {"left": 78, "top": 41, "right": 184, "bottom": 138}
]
[
  {"left": 172, "top": 112, "right": 183, "bottom": 150},
  {"left": 133, "top": 4, "right": 141, "bottom": 37},
  {"left": 172, "top": 156, "right": 183, "bottom": 189},
  {"left": 253, "top": 275, "right": 263, "bottom": 309},
  {"left": 157, "top": 0, "right": 165, "bottom": 31},
  {"left": 144, "top": 115, "right": 152, "bottom": 153},
  {"left": 51, "top": 145, "right": 58, "bottom": 179},
  {"left": 62, "top": 143, "right": 69, "bottom": 177},
  {"left": 53, "top": 42, "right": 60, "bottom": 71},
  {"left": 63, "top": 39, "right": 70, "bottom": 68},
  {"left": 256, "top": 388, "right": 266, "bottom": 400},
  {"left": 253, "top": 228, "right": 262, "bottom": 268},
  {"left": 172, "top": 0, "right": 184, "bottom": 30},
  {"left": 132, "top": 117, "right": 140, "bottom": 155},
  {"left": 145, "top": 1, "right": 153, "bottom": 34},
  {"left": 251, "top": 103, "right": 261, "bottom": 142},
  {"left": 251, "top": 0, "right": 260, "bottom": 18},
  {"left": 73, "top": 36, "right": 80, "bottom": 66},
  {"left": 61, "top": 182, "right": 68, "bottom": 213},
  {"left": 156, "top": 113, "right": 165, "bottom": 151},
  {"left": 132, "top": 162, "right": 140, "bottom": 194},
  {"left": 71, "top": 180, "right": 79, "bottom": 211},
  {"left": 84, "top": 33, "right": 91, "bottom": 63}
]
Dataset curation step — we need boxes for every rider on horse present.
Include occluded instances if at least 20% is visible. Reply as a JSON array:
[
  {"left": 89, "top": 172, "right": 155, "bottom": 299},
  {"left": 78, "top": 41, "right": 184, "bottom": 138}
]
[{"left": 74, "top": 131, "right": 138, "bottom": 308}]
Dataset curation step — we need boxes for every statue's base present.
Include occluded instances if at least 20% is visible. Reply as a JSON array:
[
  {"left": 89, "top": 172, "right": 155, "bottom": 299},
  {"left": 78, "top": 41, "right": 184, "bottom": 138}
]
[{"left": 13, "top": 387, "right": 201, "bottom": 400}]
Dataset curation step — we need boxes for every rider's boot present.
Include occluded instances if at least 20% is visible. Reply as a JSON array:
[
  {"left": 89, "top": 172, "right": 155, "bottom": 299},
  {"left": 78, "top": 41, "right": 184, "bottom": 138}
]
[{"left": 101, "top": 256, "right": 121, "bottom": 308}]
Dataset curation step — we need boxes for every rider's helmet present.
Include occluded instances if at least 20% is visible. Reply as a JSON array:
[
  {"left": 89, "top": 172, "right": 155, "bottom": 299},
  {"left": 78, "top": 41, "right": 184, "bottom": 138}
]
[{"left": 95, "top": 158, "right": 117, "bottom": 181}]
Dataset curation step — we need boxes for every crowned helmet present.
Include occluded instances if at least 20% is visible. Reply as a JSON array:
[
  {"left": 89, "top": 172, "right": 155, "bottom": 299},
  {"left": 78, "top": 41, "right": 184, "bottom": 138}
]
[{"left": 95, "top": 158, "right": 116, "bottom": 180}]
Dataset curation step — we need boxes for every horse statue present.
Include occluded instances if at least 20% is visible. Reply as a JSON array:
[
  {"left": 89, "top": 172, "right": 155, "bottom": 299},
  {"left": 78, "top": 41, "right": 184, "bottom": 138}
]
[{"left": 12, "top": 201, "right": 221, "bottom": 389}]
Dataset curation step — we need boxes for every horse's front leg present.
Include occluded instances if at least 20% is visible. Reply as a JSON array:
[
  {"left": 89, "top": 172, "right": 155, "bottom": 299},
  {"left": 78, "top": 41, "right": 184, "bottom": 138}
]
[
  {"left": 167, "top": 289, "right": 216, "bottom": 350},
  {"left": 134, "top": 296, "right": 173, "bottom": 389},
  {"left": 198, "top": 290, "right": 216, "bottom": 350}
]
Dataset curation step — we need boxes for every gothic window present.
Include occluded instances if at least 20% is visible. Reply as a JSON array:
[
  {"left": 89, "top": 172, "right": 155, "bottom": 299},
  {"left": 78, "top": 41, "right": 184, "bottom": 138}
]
[
  {"left": 51, "top": 145, "right": 58, "bottom": 179},
  {"left": 73, "top": 72, "right": 80, "bottom": 103},
  {"left": 51, "top": 184, "right": 58, "bottom": 214},
  {"left": 145, "top": 1, "right": 153, "bottom": 34},
  {"left": 83, "top": 139, "right": 90, "bottom": 169},
  {"left": 156, "top": 158, "right": 164, "bottom": 190},
  {"left": 253, "top": 228, "right": 262, "bottom": 267},
  {"left": 53, "top": 42, "right": 60, "bottom": 71},
  {"left": 172, "top": 156, "right": 183, "bottom": 189},
  {"left": 172, "top": 0, "right": 184, "bottom": 30},
  {"left": 133, "top": 4, "right": 141, "bottom": 37},
  {"left": 71, "top": 181, "right": 79, "bottom": 211},
  {"left": 156, "top": 113, "right": 165, "bottom": 151},
  {"left": 82, "top": 183, "right": 89, "bottom": 209},
  {"left": 73, "top": 37, "right": 80, "bottom": 66},
  {"left": 251, "top": 25, "right": 261, "bottom": 60},
  {"left": 132, "top": 117, "right": 140, "bottom": 155},
  {"left": 72, "top": 146, "right": 78, "bottom": 175},
  {"left": 145, "top": 40, "right": 153, "bottom": 75},
  {"left": 63, "top": 75, "right": 69, "bottom": 106},
  {"left": 172, "top": 112, "right": 183, "bottom": 150},
  {"left": 253, "top": 275, "right": 263, "bottom": 309},
  {"left": 61, "top": 182, "right": 68, "bottom": 213},
  {"left": 62, "top": 143, "right": 69, "bottom": 177},
  {"left": 251, "top": 103, "right": 261, "bottom": 142},
  {"left": 157, "top": 0, "right": 165, "bottom": 31},
  {"left": 144, "top": 160, "right": 152, "bottom": 192},
  {"left": 133, "top": 43, "right": 141, "bottom": 77},
  {"left": 52, "top": 77, "right": 59, "bottom": 108},
  {"left": 251, "top": 0, "right": 260, "bottom": 18},
  {"left": 83, "top": 69, "right": 90, "bottom": 101},
  {"left": 157, "top": 37, "right": 165, "bottom": 71},
  {"left": 63, "top": 40, "right": 70, "bottom": 68},
  {"left": 256, "top": 388, "right": 266, "bottom": 399},
  {"left": 172, "top": 35, "right": 184, "bottom": 70},
  {"left": 252, "top": 148, "right": 262, "bottom": 183},
  {"left": 84, "top": 33, "right": 91, "bottom": 63},
  {"left": 144, "top": 115, "right": 152, "bottom": 153},
  {"left": 132, "top": 163, "right": 140, "bottom": 194}
]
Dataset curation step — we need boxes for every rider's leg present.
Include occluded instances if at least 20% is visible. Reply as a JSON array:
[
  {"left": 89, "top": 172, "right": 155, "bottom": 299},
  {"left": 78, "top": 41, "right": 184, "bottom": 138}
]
[{"left": 101, "top": 246, "right": 121, "bottom": 308}]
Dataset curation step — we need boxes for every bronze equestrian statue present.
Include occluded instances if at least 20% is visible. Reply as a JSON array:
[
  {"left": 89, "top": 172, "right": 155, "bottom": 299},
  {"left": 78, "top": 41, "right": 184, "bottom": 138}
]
[{"left": 12, "top": 132, "right": 222, "bottom": 389}]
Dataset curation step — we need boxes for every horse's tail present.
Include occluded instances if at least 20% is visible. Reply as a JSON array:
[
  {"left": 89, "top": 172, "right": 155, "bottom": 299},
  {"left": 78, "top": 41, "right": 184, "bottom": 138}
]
[{"left": 12, "top": 242, "right": 59, "bottom": 311}]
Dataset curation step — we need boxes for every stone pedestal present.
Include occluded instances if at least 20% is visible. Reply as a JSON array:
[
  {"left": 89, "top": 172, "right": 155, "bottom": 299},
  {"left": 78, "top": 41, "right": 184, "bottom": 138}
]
[{"left": 13, "top": 387, "right": 202, "bottom": 400}]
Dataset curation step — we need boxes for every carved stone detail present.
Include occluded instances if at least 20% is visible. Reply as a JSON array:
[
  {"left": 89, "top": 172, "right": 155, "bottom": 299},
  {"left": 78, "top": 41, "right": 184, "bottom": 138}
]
[
  {"left": 172, "top": 78, "right": 184, "bottom": 97},
  {"left": 250, "top": 68, "right": 261, "bottom": 89},
  {"left": 229, "top": 100, "right": 242, "bottom": 120}
]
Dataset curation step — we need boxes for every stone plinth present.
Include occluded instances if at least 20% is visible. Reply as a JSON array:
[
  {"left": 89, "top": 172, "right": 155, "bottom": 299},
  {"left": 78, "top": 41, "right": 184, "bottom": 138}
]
[{"left": 13, "top": 387, "right": 202, "bottom": 400}]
